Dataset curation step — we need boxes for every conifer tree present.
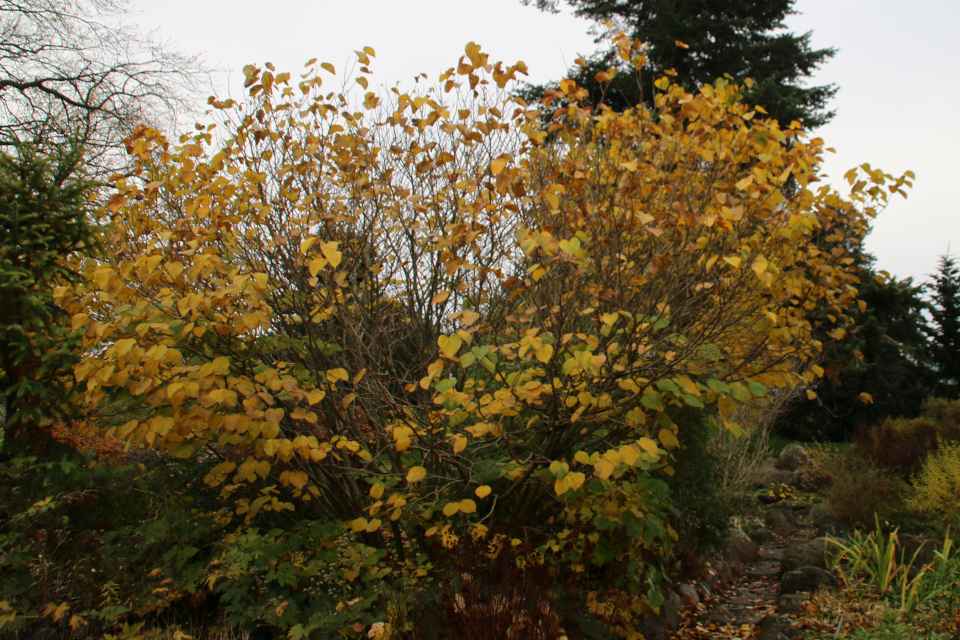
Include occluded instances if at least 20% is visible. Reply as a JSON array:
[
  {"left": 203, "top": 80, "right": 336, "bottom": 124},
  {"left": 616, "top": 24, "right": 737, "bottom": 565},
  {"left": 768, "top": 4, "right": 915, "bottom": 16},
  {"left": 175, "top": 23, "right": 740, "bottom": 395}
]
[
  {"left": 928, "top": 253, "right": 960, "bottom": 398},
  {"left": 524, "top": 0, "right": 836, "bottom": 129},
  {"left": 776, "top": 254, "right": 934, "bottom": 440},
  {"left": 0, "top": 144, "right": 94, "bottom": 456}
]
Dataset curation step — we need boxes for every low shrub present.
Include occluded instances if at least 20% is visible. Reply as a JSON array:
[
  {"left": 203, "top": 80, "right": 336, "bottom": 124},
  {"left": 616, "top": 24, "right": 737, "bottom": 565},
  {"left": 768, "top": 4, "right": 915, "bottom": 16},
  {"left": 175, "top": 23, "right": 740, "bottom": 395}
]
[
  {"left": 854, "top": 398, "right": 960, "bottom": 478},
  {"left": 910, "top": 441, "right": 960, "bottom": 524},
  {"left": 824, "top": 450, "right": 908, "bottom": 528}
]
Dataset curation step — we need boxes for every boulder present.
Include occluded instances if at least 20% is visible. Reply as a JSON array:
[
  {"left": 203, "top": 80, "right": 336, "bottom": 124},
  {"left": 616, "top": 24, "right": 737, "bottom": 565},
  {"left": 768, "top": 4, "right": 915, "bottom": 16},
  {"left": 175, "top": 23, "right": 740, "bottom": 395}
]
[
  {"left": 654, "top": 591, "right": 683, "bottom": 631},
  {"left": 757, "top": 615, "right": 803, "bottom": 640},
  {"left": 900, "top": 534, "right": 942, "bottom": 567},
  {"left": 715, "top": 560, "right": 735, "bottom": 585},
  {"left": 781, "top": 537, "right": 842, "bottom": 573},
  {"left": 753, "top": 464, "right": 796, "bottom": 489},
  {"left": 638, "top": 619, "right": 665, "bottom": 640},
  {"left": 749, "top": 528, "right": 777, "bottom": 545},
  {"left": 719, "top": 529, "right": 760, "bottom": 567},
  {"left": 808, "top": 502, "right": 830, "bottom": 525},
  {"left": 815, "top": 522, "right": 851, "bottom": 539},
  {"left": 777, "top": 594, "right": 806, "bottom": 614},
  {"left": 775, "top": 444, "right": 810, "bottom": 472},
  {"left": 765, "top": 508, "right": 798, "bottom": 532},
  {"left": 677, "top": 583, "right": 699, "bottom": 605},
  {"left": 781, "top": 567, "right": 838, "bottom": 594}
]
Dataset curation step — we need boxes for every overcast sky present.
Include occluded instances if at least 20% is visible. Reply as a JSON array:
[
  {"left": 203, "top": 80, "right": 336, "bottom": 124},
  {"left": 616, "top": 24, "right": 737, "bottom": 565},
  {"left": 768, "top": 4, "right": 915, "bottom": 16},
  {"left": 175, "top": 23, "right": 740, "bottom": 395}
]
[{"left": 133, "top": 0, "right": 959, "bottom": 285}]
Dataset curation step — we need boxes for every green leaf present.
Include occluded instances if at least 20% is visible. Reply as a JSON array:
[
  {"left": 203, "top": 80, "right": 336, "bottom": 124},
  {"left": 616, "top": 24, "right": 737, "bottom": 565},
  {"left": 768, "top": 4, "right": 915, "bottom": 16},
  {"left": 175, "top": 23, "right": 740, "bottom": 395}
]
[
  {"left": 706, "top": 378, "right": 731, "bottom": 394},
  {"left": 748, "top": 381, "right": 768, "bottom": 397},
  {"left": 682, "top": 393, "right": 704, "bottom": 408}
]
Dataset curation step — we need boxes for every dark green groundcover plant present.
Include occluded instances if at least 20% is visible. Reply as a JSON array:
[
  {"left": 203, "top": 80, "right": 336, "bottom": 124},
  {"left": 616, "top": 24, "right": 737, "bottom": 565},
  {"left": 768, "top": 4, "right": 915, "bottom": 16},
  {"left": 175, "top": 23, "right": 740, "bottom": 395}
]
[{"left": 0, "top": 143, "right": 96, "bottom": 457}]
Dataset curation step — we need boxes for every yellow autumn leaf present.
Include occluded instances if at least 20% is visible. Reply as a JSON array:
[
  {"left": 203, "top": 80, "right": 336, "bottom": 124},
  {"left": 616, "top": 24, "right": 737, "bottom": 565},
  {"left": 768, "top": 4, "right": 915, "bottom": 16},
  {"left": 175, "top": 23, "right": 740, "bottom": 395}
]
[
  {"left": 442, "top": 502, "right": 460, "bottom": 517},
  {"left": 638, "top": 437, "right": 659, "bottom": 456},
  {"left": 565, "top": 471, "right": 585, "bottom": 491},
  {"left": 490, "top": 157, "right": 508, "bottom": 175},
  {"left": 406, "top": 466, "right": 426, "bottom": 483},
  {"left": 534, "top": 344, "right": 553, "bottom": 363},
  {"left": 594, "top": 458, "right": 615, "bottom": 480},
  {"left": 459, "top": 499, "right": 477, "bottom": 514},
  {"left": 288, "top": 471, "right": 309, "bottom": 489},
  {"left": 308, "top": 257, "right": 327, "bottom": 277},
  {"left": 619, "top": 444, "right": 641, "bottom": 466},
  {"left": 475, "top": 485, "right": 491, "bottom": 499},
  {"left": 242, "top": 312, "right": 261, "bottom": 330},
  {"left": 431, "top": 290, "right": 451, "bottom": 304},
  {"left": 370, "top": 483, "right": 384, "bottom": 499},
  {"left": 114, "top": 338, "right": 137, "bottom": 357},
  {"left": 658, "top": 428, "right": 679, "bottom": 448},
  {"left": 321, "top": 242, "right": 342, "bottom": 268},
  {"left": 544, "top": 190, "right": 560, "bottom": 210},
  {"left": 460, "top": 310, "right": 480, "bottom": 326},
  {"left": 752, "top": 255, "right": 769, "bottom": 276},
  {"left": 349, "top": 517, "right": 367, "bottom": 532},
  {"left": 438, "top": 334, "right": 463, "bottom": 358},
  {"left": 326, "top": 368, "right": 348, "bottom": 382},
  {"left": 453, "top": 435, "right": 467, "bottom": 453}
]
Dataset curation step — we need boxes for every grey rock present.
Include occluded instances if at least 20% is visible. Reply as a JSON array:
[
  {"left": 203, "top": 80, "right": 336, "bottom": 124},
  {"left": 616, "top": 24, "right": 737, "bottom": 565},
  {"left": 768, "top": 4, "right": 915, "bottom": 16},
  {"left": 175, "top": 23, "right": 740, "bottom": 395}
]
[
  {"left": 765, "top": 508, "right": 798, "bottom": 532},
  {"left": 702, "top": 566, "right": 719, "bottom": 592},
  {"left": 757, "top": 624, "right": 801, "bottom": 640},
  {"left": 778, "top": 594, "right": 806, "bottom": 614},
  {"left": 815, "top": 522, "right": 851, "bottom": 539},
  {"left": 677, "top": 582, "right": 699, "bottom": 605},
  {"left": 775, "top": 444, "right": 810, "bottom": 472},
  {"left": 781, "top": 567, "right": 838, "bottom": 594},
  {"left": 700, "top": 609, "right": 735, "bottom": 626},
  {"left": 750, "top": 528, "right": 777, "bottom": 545},
  {"left": 698, "top": 580, "right": 714, "bottom": 599},
  {"left": 716, "top": 560, "right": 735, "bottom": 584},
  {"left": 735, "top": 609, "right": 768, "bottom": 626},
  {"left": 754, "top": 465, "right": 796, "bottom": 489},
  {"left": 654, "top": 591, "right": 683, "bottom": 631},
  {"left": 758, "top": 615, "right": 803, "bottom": 639},
  {"left": 781, "top": 537, "right": 843, "bottom": 573},
  {"left": 760, "top": 549, "right": 783, "bottom": 562},
  {"left": 638, "top": 618, "right": 665, "bottom": 640},
  {"left": 758, "top": 614, "right": 781, "bottom": 629},
  {"left": 724, "top": 529, "right": 761, "bottom": 564},
  {"left": 900, "top": 534, "right": 942, "bottom": 566},
  {"left": 746, "top": 564, "right": 780, "bottom": 580},
  {"left": 808, "top": 502, "right": 830, "bottom": 525}
]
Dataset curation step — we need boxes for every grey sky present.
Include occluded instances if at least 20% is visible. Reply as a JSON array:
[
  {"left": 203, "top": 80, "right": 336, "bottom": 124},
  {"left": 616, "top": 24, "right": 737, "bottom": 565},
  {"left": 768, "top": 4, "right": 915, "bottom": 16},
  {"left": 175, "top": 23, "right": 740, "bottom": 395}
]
[{"left": 134, "top": 0, "right": 959, "bottom": 284}]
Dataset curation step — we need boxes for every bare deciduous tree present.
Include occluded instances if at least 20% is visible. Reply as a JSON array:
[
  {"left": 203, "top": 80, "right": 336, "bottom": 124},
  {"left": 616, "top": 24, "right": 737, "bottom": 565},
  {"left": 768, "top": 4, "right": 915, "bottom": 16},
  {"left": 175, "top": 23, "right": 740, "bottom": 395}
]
[{"left": 0, "top": 0, "right": 208, "bottom": 170}]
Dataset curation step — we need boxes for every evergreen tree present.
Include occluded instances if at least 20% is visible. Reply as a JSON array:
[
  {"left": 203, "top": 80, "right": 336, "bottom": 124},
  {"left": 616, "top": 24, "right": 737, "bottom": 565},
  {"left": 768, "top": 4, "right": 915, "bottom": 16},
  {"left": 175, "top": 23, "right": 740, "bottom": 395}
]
[
  {"left": 777, "top": 254, "right": 934, "bottom": 440},
  {"left": 524, "top": 0, "right": 837, "bottom": 129},
  {"left": 0, "top": 143, "right": 95, "bottom": 456},
  {"left": 927, "top": 253, "right": 960, "bottom": 398}
]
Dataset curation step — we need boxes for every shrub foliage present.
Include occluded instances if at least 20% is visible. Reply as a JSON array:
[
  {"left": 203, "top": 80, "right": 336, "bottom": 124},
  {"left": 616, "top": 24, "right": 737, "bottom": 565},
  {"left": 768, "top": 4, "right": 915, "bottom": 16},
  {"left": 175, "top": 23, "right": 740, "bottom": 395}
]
[{"left": 14, "top": 36, "right": 912, "bottom": 637}]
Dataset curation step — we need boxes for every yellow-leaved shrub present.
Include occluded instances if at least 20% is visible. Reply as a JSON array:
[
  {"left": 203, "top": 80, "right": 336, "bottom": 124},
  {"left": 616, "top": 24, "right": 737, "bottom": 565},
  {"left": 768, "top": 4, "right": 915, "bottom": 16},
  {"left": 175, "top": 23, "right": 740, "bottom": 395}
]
[
  {"left": 911, "top": 441, "right": 960, "bottom": 523},
  {"left": 53, "top": 34, "right": 912, "bottom": 623}
]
